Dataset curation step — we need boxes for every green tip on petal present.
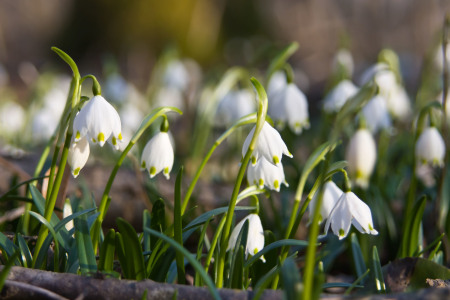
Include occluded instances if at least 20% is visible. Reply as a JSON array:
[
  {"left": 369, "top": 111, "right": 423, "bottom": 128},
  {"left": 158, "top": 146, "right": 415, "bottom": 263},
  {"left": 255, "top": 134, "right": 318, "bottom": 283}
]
[
  {"left": 274, "top": 180, "right": 279, "bottom": 189},
  {"left": 339, "top": 229, "right": 345, "bottom": 237},
  {"left": 251, "top": 156, "right": 257, "bottom": 165},
  {"left": 258, "top": 179, "right": 264, "bottom": 187},
  {"left": 164, "top": 167, "right": 169, "bottom": 174},
  {"left": 118, "top": 133, "right": 123, "bottom": 140},
  {"left": 273, "top": 156, "right": 279, "bottom": 164},
  {"left": 150, "top": 166, "right": 156, "bottom": 176},
  {"left": 254, "top": 248, "right": 258, "bottom": 255},
  {"left": 92, "top": 138, "right": 96, "bottom": 143},
  {"left": 76, "top": 131, "right": 81, "bottom": 140},
  {"left": 141, "top": 161, "right": 146, "bottom": 169},
  {"left": 73, "top": 167, "right": 80, "bottom": 177},
  {"left": 98, "top": 132, "right": 105, "bottom": 142},
  {"left": 369, "top": 224, "right": 374, "bottom": 231},
  {"left": 112, "top": 136, "right": 117, "bottom": 145}
]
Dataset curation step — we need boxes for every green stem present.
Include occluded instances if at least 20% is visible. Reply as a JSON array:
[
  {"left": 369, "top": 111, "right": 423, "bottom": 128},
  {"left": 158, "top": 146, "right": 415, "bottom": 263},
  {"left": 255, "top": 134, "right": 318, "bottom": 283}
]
[
  {"left": 216, "top": 78, "right": 267, "bottom": 288},
  {"left": 181, "top": 113, "right": 257, "bottom": 215},
  {"left": 91, "top": 107, "right": 182, "bottom": 253}
]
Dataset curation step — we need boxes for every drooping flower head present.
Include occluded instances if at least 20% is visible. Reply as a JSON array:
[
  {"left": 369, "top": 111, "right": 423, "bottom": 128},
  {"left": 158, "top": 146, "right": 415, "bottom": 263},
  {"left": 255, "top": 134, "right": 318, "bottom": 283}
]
[
  {"left": 242, "top": 121, "right": 292, "bottom": 166},
  {"left": 269, "top": 83, "right": 310, "bottom": 134},
  {"left": 324, "top": 191, "right": 378, "bottom": 240},
  {"left": 227, "top": 213, "right": 265, "bottom": 262},
  {"left": 361, "top": 95, "right": 392, "bottom": 133},
  {"left": 68, "top": 137, "right": 90, "bottom": 178},
  {"left": 309, "top": 180, "right": 343, "bottom": 224},
  {"left": 346, "top": 128, "right": 377, "bottom": 188},
  {"left": 247, "top": 157, "right": 288, "bottom": 192},
  {"left": 415, "top": 127, "right": 446, "bottom": 167},
  {"left": 323, "top": 80, "right": 359, "bottom": 113},
  {"left": 73, "top": 95, "right": 123, "bottom": 149},
  {"left": 215, "top": 89, "right": 256, "bottom": 127}
]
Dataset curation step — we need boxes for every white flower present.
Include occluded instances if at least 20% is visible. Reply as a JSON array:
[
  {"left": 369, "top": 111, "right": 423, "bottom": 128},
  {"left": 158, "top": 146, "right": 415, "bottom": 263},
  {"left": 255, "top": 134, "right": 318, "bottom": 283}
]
[
  {"left": 247, "top": 158, "right": 288, "bottom": 191},
  {"left": 267, "top": 71, "right": 287, "bottom": 99},
  {"left": 73, "top": 95, "right": 122, "bottom": 149},
  {"left": 0, "top": 101, "right": 25, "bottom": 136},
  {"left": 346, "top": 129, "right": 377, "bottom": 188},
  {"left": 415, "top": 127, "right": 446, "bottom": 167},
  {"left": 269, "top": 83, "right": 309, "bottom": 134},
  {"left": 309, "top": 181, "right": 343, "bottom": 224},
  {"left": 153, "top": 87, "right": 185, "bottom": 112},
  {"left": 323, "top": 80, "right": 359, "bottom": 113},
  {"left": 164, "top": 60, "right": 189, "bottom": 91},
  {"left": 141, "top": 131, "right": 174, "bottom": 179},
  {"left": 324, "top": 191, "right": 378, "bottom": 239},
  {"left": 374, "top": 70, "right": 411, "bottom": 120},
  {"left": 215, "top": 89, "right": 256, "bottom": 127},
  {"left": 242, "top": 121, "right": 292, "bottom": 166},
  {"left": 68, "top": 137, "right": 90, "bottom": 178},
  {"left": 362, "top": 95, "right": 391, "bottom": 133},
  {"left": 227, "top": 214, "right": 265, "bottom": 262}
]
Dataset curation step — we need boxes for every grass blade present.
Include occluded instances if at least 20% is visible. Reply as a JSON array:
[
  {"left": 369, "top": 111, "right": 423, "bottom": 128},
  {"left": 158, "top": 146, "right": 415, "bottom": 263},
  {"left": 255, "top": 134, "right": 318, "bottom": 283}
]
[
  {"left": 117, "top": 218, "right": 146, "bottom": 280},
  {"left": 174, "top": 167, "right": 185, "bottom": 284}
]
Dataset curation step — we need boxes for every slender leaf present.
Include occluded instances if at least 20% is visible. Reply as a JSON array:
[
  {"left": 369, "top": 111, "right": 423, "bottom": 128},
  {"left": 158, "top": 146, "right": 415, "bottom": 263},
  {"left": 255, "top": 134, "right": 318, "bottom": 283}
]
[
  {"left": 150, "top": 199, "right": 165, "bottom": 250},
  {"left": 0, "top": 233, "right": 19, "bottom": 265},
  {"left": 229, "top": 221, "right": 249, "bottom": 289},
  {"left": 98, "top": 229, "right": 116, "bottom": 272},
  {"left": 372, "top": 246, "right": 386, "bottom": 293},
  {"left": 16, "top": 234, "right": 32, "bottom": 268},
  {"left": 174, "top": 167, "right": 185, "bottom": 284},
  {"left": 145, "top": 228, "right": 220, "bottom": 300},
  {"left": 280, "top": 257, "right": 302, "bottom": 300},
  {"left": 0, "top": 175, "right": 48, "bottom": 201},
  {"left": 266, "top": 42, "right": 299, "bottom": 79},
  {"left": 184, "top": 206, "right": 256, "bottom": 231},
  {"left": 115, "top": 232, "right": 130, "bottom": 279},
  {"left": 74, "top": 212, "right": 97, "bottom": 275},
  {"left": 351, "top": 233, "right": 367, "bottom": 279},
  {"left": 117, "top": 218, "right": 146, "bottom": 280},
  {"left": 143, "top": 210, "right": 151, "bottom": 253},
  {"left": 245, "top": 239, "right": 309, "bottom": 268},
  {"left": 0, "top": 251, "right": 20, "bottom": 291}
]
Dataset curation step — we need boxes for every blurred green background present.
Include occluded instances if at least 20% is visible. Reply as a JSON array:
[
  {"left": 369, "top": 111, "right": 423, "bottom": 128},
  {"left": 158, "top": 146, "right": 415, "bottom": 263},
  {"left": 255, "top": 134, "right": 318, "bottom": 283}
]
[{"left": 0, "top": 0, "right": 449, "bottom": 100}]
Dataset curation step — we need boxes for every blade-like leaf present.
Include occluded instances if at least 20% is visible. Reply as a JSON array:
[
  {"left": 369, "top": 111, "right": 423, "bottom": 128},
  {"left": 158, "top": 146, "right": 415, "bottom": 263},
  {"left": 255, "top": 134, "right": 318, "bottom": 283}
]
[
  {"left": 74, "top": 212, "right": 97, "bottom": 275},
  {"left": 174, "top": 167, "right": 185, "bottom": 284},
  {"left": 372, "top": 246, "right": 386, "bottom": 293},
  {"left": 98, "top": 229, "right": 116, "bottom": 272},
  {"left": 117, "top": 218, "right": 146, "bottom": 280},
  {"left": 351, "top": 233, "right": 367, "bottom": 279}
]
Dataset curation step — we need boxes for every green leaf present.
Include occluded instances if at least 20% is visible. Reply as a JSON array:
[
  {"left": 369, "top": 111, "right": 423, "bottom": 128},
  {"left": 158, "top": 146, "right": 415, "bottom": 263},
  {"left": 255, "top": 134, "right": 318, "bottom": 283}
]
[
  {"left": 0, "top": 233, "right": 19, "bottom": 265},
  {"left": 145, "top": 228, "right": 220, "bottom": 300},
  {"left": 280, "top": 257, "right": 302, "bottom": 300},
  {"left": 400, "top": 196, "right": 427, "bottom": 257},
  {"left": 16, "top": 234, "right": 32, "bottom": 268},
  {"left": 173, "top": 167, "right": 185, "bottom": 284},
  {"left": 29, "top": 211, "right": 61, "bottom": 272},
  {"left": 0, "top": 175, "right": 48, "bottom": 202},
  {"left": 98, "top": 229, "right": 116, "bottom": 272},
  {"left": 245, "top": 239, "right": 309, "bottom": 268},
  {"left": 266, "top": 42, "right": 299, "bottom": 80},
  {"left": 143, "top": 210, "right": 151, "bottom": 253},
  {"left": 117, "top": 218, "right": 146, "bottom": 280},
  {"left": 150, "top": 199, "right": 166, "bottom": 250},
  {"left": 115, "top": 232, "right": 129, "bottom": 278},
  {"left": 51, "top": 47, "right": 80, "bottom": 78},
  {"left": 351, "top": 233, "right": 367, "bottom": 279},
  {"left": 195, "top": 215, "right": 212, "bottom": 287},
  {"left": 372, "top": 246, "right": 386, "bottom": 293},
  {"left": 0, "top": 251, "right": 20, "bottom": 291},
  {"left": 184, "top": 206, "right": 256, "bottom": 231},
  {"left": 74, "top": 212, "right": 97, "bottom": 275}
]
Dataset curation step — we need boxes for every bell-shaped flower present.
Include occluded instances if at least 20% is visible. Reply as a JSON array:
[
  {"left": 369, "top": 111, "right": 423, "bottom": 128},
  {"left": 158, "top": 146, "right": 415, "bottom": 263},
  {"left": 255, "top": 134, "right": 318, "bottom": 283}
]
[
  {"left": 0, "top": 101, "right": 25, "bottom": 137},
  {"left": 68, "top": 137, "right": 90, "bottom": 178},
  {"left": 323, "top": 80, "right": 359, "bottom": 113},
  {"left": 247, "top": 158, "right": 288, "bottom": 192},
  {"left": 73, "top": 95, "right": 122, "bottom": 149},
  {"left": 141, "top": 131, "right": 174, "bottom": 179},
  {"left": 346, "top": 129, "right": 377, "bottom": 188},
  {"left": 309, "top": 181, "right": 343, "bottom": 224},
  {"left": 267, "top": 71, "right": 287, "bottom": 100},
  {"left": 63, "top": 199, "right": 74, "bottom": 231},
  {"left": 415, "top": 127, "right": 446, "bottom": 167},
  {"left": 269, "top": 83, "right": 309, "bottom": 134},
  {"left": 242, "top": 121, "right": 292, "bottom": 166},
  {"left": 324, "top": 191, "right": 378, "bottom": 239},
  {"left": 227, "top": 213, "right": 265, "bottom": 262},
  {"left": 215, "top": 89, "right": 256, "bottom": 127},
  {"left": 332, "top": 48, "right": 355, "bottom": 77},
  {"left": 361, "top": 95, "right": 391, "bottom": 133}
]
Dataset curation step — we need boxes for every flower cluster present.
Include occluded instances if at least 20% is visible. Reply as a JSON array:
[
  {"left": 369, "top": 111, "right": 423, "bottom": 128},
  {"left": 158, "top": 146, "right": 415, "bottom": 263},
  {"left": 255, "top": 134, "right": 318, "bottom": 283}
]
[{"left": 243, "top": 121, "right": 292, "bottom": 191}]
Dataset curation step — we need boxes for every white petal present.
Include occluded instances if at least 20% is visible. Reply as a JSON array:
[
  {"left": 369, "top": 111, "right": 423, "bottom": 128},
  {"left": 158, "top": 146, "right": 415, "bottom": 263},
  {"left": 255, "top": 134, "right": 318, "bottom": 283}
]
[
  {"left": 326, "top": 194, "right": 352, "bottom": 239},
  {"left": 415, "top": 127, "right": 446, "bottom": 167},
  {"left": 346, "top": 129, "right": 377, "bottom": 188},
  {"left": 141, "top": 132, "right": 174, "bottom": 179},
  {"left": 284, "top": 83, "right": 310, "bottom": 135},
  {"left": 247, "top": 158, "right": 288, "bottom": 191},
  {"left": 68, "top": 137, "right": 90, "bottom": 178},
  {"left": 323, "top": 80, "right": 358, "bottom": 113},
  {"left": 362, "top": 95, "right": 391, "bottom": 133},
  {"left": 309, "top": 181, "right": 343, "bottom": 224},
  {"left": 346, "top": 192, "right": 378, "bottom": 235}
]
